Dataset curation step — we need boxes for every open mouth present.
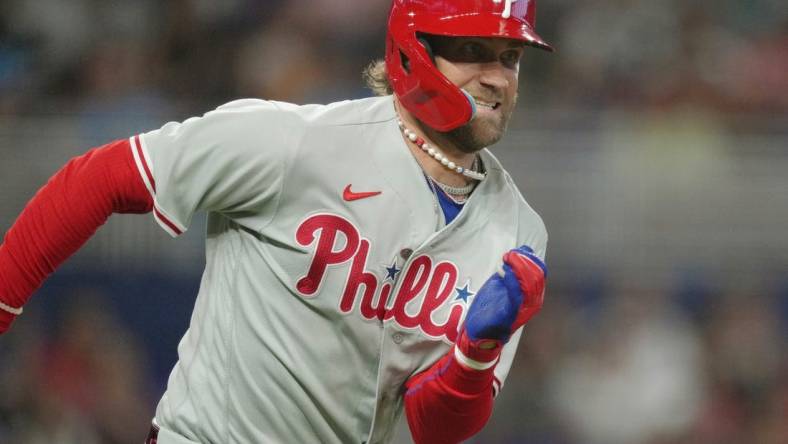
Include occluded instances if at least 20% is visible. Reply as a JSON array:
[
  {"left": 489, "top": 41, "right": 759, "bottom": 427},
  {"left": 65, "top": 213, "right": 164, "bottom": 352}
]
[{"left": 474, "top": 99, "right": 500, "bottom": 111}]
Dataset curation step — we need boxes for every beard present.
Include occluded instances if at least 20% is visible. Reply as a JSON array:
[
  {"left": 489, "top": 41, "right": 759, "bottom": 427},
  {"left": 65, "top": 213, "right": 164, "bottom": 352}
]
[{"left": 443, "top": 93, "right": 518, "bottom": 154}]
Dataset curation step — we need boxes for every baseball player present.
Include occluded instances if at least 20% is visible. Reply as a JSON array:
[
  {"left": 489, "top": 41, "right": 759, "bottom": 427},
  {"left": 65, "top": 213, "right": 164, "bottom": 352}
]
[{"left": 0, "top": 1, "right": 552, "bottom": 443}]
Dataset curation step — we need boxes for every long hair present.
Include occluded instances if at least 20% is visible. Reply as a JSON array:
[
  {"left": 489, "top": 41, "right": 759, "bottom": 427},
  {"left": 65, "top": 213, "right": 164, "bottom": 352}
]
[{"left": 362, "top": 59, "right": 392, "bottom": 96}]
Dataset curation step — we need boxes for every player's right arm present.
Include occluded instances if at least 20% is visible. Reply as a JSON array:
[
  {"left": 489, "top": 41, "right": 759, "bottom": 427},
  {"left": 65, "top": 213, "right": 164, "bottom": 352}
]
[
  {"left": 0, "top": 139, "right": 153, "bottom": 332},
  {"left": 0, "top": 100, "right": 292, "bottom": 333}
]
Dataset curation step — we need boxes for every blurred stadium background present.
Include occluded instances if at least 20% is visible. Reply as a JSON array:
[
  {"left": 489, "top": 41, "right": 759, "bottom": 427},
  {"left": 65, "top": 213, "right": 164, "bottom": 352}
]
[{"left": 1, "top": 1, "right": 786, "bottom": 443}]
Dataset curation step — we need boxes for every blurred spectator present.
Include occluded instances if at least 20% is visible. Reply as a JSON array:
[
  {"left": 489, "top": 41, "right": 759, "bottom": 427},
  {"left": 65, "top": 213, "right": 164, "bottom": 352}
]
[
  {"left": 233, "top": 23, "right": 337, "bottom": 103},
  {"left": 3, "top": 0, "right": 786, "bottom": 112},
  {"left": 548, "top": 284, "right": 704, "bottom": 444},
  {"left": 688, "top": 288, "right": 786, "bottom": 444},
  {"left": 0, "top": 289, "right": 154, "bottom": 444}
]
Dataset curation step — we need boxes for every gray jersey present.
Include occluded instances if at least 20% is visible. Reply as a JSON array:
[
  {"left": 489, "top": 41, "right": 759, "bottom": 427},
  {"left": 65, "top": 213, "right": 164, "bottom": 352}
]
[{"left": 130, "top": 95, "right": 547, "bottom": 444}]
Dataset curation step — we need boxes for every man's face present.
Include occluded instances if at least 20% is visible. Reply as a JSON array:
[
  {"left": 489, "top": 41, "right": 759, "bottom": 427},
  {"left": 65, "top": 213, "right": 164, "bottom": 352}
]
[{"left": 428, "top": 36, "right": 525, "bottom": 152}]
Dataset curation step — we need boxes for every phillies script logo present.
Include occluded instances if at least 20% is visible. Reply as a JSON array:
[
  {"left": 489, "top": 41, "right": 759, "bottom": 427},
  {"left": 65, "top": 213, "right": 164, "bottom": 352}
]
[{"left": 294, "top": 213, "right": 466, "bottom": 343}]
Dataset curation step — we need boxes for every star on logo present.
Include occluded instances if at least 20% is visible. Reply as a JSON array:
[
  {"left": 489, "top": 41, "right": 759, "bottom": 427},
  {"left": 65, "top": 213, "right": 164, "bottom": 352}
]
[
  {"left": 384, "top": 258, "right": 401, "bottom": 281},
  {"left": 454, "top": 281, "right": 475, "bottom": 304}
]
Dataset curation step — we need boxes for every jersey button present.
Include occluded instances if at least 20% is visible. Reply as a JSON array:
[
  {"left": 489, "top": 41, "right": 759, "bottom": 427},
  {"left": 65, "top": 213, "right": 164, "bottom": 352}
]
[
  {"left": 399, "top": 248, "right": 413, "bottom": 260},
  {"left": 392, "top": 332, "right": 404, "bottom": 344}
]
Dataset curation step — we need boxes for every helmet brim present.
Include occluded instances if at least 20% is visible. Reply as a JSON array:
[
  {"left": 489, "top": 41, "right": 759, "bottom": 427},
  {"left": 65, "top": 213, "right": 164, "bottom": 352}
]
[{"left": 416, "top": 14, "right": 554, "bottom": 52}]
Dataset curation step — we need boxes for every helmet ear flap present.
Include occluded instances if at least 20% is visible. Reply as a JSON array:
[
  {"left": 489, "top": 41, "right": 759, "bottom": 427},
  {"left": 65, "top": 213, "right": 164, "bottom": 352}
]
[
  {"left": 461, "top": 89, "right": 477, "bottom": 119},
  {"left": 416, "top": 34, "right": 477, "bottom": 121},
  {"left": 416, "top": 35, "right": 476, "bottom": 119},
  {"left": 399, "top": 36, "right": 432, "bottom": 73},
  {"left": 416, "top": 35, "right": 435, "bottom": 64}
]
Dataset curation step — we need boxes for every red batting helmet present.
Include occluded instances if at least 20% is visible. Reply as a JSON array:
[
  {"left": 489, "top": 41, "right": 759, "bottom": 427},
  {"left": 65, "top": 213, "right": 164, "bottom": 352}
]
[{"left": 385, "top": 0, "right": 553, "bottom": 132}]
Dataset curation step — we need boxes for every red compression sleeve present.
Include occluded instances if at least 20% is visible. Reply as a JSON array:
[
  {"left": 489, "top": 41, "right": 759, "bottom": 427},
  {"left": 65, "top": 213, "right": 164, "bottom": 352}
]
[
  {"left": 0, "top": 139, "right": 153, "bottom": 332},
  {"left": 403, "top": 332, "right": 502, "bottom": 444}
]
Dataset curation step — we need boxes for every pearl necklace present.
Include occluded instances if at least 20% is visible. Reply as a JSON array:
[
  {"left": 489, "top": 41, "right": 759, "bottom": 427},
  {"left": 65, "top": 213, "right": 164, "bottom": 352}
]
[{"left": 397, "top": 119, "right": 487, "bottom": 181}]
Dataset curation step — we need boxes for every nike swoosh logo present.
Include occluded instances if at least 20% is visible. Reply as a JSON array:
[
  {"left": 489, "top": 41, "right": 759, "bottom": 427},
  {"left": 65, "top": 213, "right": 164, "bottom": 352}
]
[{"left": 343, "top": 184, "right": 382, "bottom": 202}]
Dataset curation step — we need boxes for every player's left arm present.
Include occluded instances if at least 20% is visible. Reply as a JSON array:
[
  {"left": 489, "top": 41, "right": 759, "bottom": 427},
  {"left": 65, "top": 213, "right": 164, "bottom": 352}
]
[{"left": 403, "top": 246, "right": 547, "bottom": 444}]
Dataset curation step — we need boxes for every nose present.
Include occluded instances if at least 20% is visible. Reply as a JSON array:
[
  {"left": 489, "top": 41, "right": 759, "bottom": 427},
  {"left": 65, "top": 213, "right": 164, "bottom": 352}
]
[{"left": 478, "top": 63, "right": 511, "bottom": 91}]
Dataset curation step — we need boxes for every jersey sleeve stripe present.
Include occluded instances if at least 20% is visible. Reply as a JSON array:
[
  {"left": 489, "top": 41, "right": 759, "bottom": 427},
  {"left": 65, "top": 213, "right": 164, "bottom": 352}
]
[
  {"left": 130, "top": 135, "right": 156, "bottom": 195},
  {"left": 130, "top": 134, "right": 186, "bottom": 237},
  {"left": 137, "top": 135, "right": 157, "bottom": 188},
  {"left": 153, "top": 206, "right": 184, "bottom": 237}
]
